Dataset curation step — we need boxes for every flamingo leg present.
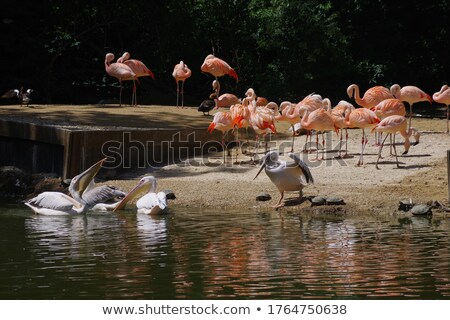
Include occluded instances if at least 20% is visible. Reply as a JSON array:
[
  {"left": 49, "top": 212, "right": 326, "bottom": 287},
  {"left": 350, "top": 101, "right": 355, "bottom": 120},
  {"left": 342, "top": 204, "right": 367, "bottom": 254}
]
[
  {"left": 290, "top": 124, "right": 295, "bottom": 153},
  {"left": 376, "top": 134, "right": 390, "bottom": 169},
  {"left": 132, "top": 80, "right": 137, "bottom": 106},
  {"left": 447, "top": 105, "right": 449, "bottom": 134},
  {"left": 175, "top": 80, "right": 180, "bottom": 108},
  {"left": 337, "top": 129, "right": 343, "bottom": 158},
  {"left": 251, "top": 135, "right": 260, "bottom": 164},
  {"left": 344, "top": 128, "right": 349, "bottom": 157},
  {"left": 181, "top": 80, "right": 185, "bottom": 108},
  {"left": 222, "top": 133, "right": 226, "bottom": 164},
  {"left": 119, "top": 80, "right": 123, "bottom": 107},
  {"left": 315, "top": 132, "right": 319, "bottom": 160},
  {"left": 408, "top": 103, "right": 413, "bottom": 129},
  {"left": 321, "top": 132, "right": 326, "bottom": 160},
  {"left": 302, "top": 131, "right": 309, "bottom": 153},
  {"left": 379, "top": 133, "right": 390, "bottom": 158},
  {"left": 357, "top": 129, "right": 367, "bottom": 166},
  {"left": 393, "top": 133, "right": 400, "bottom": 168}
]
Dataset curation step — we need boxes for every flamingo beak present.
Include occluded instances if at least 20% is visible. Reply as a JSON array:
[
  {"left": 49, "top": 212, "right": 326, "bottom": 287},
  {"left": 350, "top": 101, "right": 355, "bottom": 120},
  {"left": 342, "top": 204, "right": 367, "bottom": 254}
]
[{"left": 253, "top": 162, "right": 266, "bottom": 180}]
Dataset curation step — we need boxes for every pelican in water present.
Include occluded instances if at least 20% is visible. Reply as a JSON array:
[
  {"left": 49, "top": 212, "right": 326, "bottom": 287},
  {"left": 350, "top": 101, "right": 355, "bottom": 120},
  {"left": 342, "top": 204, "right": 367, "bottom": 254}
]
[
  {"left": 25, "top": 158, "right": 106, "bottom": 215},
  {"left": 113, "top": 176, "right": 168, "bottom": 215},
  {"left": 83, "top": 180, "right": 126, "bottom": 211},
  {"left": 254, "top": 151, "right": 314, "bottom": 209}
]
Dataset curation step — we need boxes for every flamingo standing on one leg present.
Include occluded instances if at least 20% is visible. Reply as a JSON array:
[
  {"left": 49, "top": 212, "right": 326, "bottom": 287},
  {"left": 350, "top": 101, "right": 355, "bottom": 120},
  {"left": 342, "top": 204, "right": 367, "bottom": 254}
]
[
  {"left": 372, "top": 115, "right": 420, "bottom": 169},
  {"left": 207, "top": 111, "right": 234, "bottom": 163},
  {"left": 172, "top": 61, "right": 192, "bottom": 108},
  {"left": 117, "top": 52, "right": 155, "bottom": 106},
  {"left": 390, "top": 84, "right": 432, "bottom": 129},
  {"left": 432, "top": 85, "right": 450, "bottom": 134},
  {"left": 345, "top": 108, "right": 381, "bottom": 166},
  {"left": 104, "top": 53, "right": 136, "bottom": 107}
]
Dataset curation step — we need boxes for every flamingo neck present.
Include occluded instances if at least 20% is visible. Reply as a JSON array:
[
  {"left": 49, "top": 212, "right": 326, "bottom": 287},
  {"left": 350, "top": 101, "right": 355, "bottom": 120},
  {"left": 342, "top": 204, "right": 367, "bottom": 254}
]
[
  {"left": 300, "top": 108, "right": 310, "bottom": 126},
  {"left": 350, "top": 85, "right": 366, "bottom": 107}
]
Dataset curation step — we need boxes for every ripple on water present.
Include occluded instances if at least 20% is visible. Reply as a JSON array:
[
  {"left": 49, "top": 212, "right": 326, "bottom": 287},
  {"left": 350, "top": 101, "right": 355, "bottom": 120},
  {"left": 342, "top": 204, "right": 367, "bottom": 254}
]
[{"left": 0, "top": 205, "right": 449, "bottom": 299}]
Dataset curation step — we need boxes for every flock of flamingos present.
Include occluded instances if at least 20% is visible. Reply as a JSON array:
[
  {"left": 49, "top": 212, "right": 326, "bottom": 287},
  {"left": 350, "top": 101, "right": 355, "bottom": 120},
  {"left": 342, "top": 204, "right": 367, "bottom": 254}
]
[
  {"left": 105, "top": 52, "right": 450, "bottom": 170},
  {"left": 22, "top": 52, "right": 450, "bottom": 215}
]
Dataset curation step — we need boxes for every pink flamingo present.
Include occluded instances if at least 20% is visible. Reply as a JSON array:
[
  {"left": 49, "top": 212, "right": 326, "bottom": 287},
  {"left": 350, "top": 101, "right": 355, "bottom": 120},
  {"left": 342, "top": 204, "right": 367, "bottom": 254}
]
[
  {"left": 230, "top": 102, "right": 250, "bottom": 156},
  {"left": 371, "top": 98, "right": 407, "bottom": 154},
  {"left": 390, "top": 84, "right": 432, "bottom": 128},
  {"left": 117, "top": 52, "right": 155, "bottom": 106},
  {"left": 372, "top": 115, "right": 420, "bottom": 169},
  {"left": 104, "top": 53, "right": 136, "bottom": 107},
  {"left": 432, "top": 85, "right": 450, "bottom": 133},
  {"left": 347, "top": 84, "right": 393, "bottom": 109},
  {"left": 172, "top": 61, "right": 192, "bottom": 108},
  {"left": 274, "top": 101, "right": 299, "bottom": 152},
  {"left": 240, "top": 89, "right": 276, "bottom": 162},
  {"left": 298, "top": 103, "right": 338, "bottom": 160},
  {"left": 207, "top": 111, "right": 234, "bottom": 162},
  {"left": 288, "top": 93, "right": 324, "bottom": 153},
  {"left": 211, "top": 80, "right": 240, "bottom": 109},
  {"left": 371, "top": 98, "right": 406, "bottom": 118},
  {"left": 201, "top": 54, "right": 238, "bottom": 81},
  {"left": 330, "top": 100, "right": 355, "bottom": 158},
  {"left": 345, "top": 108, "right": 381, "bottom": 166}
]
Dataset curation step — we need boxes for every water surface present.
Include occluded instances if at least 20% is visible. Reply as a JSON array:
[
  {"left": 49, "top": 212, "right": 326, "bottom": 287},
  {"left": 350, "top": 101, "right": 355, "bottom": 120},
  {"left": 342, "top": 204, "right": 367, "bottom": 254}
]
[{"left": 0, "top": 204, "right": 449, "bottom": 299}]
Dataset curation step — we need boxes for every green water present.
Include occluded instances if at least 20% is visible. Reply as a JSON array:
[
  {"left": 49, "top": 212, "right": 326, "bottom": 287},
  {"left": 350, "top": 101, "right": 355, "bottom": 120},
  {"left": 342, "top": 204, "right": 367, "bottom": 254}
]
[{"left": 0, "top": 204, "right": 449, "bottom": 299}]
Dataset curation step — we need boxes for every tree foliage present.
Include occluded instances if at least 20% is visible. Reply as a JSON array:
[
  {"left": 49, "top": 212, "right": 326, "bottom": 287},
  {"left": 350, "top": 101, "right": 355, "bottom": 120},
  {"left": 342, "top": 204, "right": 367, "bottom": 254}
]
[{"left": 1, "top": 0, "right": 449, "bottom": 105}]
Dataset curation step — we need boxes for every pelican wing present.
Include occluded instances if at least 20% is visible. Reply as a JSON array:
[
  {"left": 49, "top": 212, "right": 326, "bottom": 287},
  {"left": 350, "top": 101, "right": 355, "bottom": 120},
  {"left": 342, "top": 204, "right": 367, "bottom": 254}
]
[
  {"left": 136, "top": 192, "right": 167, "bottom": 214},
  {"left": 288, "top": 153, "right": 314, "bottom": 184},
  {"left": 83, "top": 185, "right": 126, "bottom": 206},
  {"left": 27, "top": 192, "right": 81, "bottom": 211}
]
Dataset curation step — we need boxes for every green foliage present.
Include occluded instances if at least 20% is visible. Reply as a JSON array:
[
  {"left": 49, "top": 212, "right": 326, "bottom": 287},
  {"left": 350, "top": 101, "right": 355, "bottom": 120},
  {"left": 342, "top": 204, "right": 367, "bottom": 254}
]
[{"left": 1, "top": 0, "right": 449, "bottom": 104}]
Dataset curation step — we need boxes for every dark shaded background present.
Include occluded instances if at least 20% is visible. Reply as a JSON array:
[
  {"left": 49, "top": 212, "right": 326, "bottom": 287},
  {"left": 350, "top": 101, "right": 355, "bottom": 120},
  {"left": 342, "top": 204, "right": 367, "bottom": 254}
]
[{"left": 1, "top": 0, "right": 449, "bottom": 106}]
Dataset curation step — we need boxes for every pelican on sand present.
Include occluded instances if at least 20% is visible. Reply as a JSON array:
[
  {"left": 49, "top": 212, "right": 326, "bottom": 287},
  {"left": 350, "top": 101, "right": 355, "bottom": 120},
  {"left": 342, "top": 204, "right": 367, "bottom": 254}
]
[{"left": 254, "top": 151, "right": 314, "bottom": 209}]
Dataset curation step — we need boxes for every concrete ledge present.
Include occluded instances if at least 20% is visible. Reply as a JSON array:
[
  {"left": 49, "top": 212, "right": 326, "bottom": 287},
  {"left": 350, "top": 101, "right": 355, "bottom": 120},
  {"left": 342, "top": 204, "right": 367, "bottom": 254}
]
[{"left": 0, "top": 107, "right": 217, "bottom": 178}]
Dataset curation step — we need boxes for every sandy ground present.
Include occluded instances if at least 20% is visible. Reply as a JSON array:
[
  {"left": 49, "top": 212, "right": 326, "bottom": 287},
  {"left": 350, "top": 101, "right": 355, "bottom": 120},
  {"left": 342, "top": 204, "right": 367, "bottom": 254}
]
[
  {"left": 2, "top": 104, "right": 449, "bottom": 214},
  {"left": 103, "top": 113, "right": 449, "bottom": 215}
]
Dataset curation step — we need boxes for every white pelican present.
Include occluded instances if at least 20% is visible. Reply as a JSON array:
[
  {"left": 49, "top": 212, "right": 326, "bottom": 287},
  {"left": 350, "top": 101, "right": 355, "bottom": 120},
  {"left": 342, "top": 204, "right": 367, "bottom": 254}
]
[
  {"left": 113, "top": 176, "right": 168, "bottom": 215},
  {"left": 83, "top": 181, "right": 126, "bottom": 211},
  {"left": 25, "top": 158, "right": 106, "bottom": 215},
  {"left": 253, "top": 151, "right": 314, "bottom": 209}
]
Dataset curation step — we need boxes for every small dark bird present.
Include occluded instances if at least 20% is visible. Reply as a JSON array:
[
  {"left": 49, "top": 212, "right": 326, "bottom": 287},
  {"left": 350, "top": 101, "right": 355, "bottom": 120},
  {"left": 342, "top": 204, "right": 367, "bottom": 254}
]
[
  {"left": 198, "top": 99, "right": 215, "bottom": 116},
  {"left": 2, "top": 87, "right": 33, "bottom": 107}
]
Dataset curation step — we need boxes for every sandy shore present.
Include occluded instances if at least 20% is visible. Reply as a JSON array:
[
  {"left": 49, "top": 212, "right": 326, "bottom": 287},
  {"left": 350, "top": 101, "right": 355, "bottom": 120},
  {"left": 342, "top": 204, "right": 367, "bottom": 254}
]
[
  {"left": 103, "top": 115, "right": 449, "bottom": 215},
  {"left": 2, "top": 104, "right": 448, "bottom": 214}
]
